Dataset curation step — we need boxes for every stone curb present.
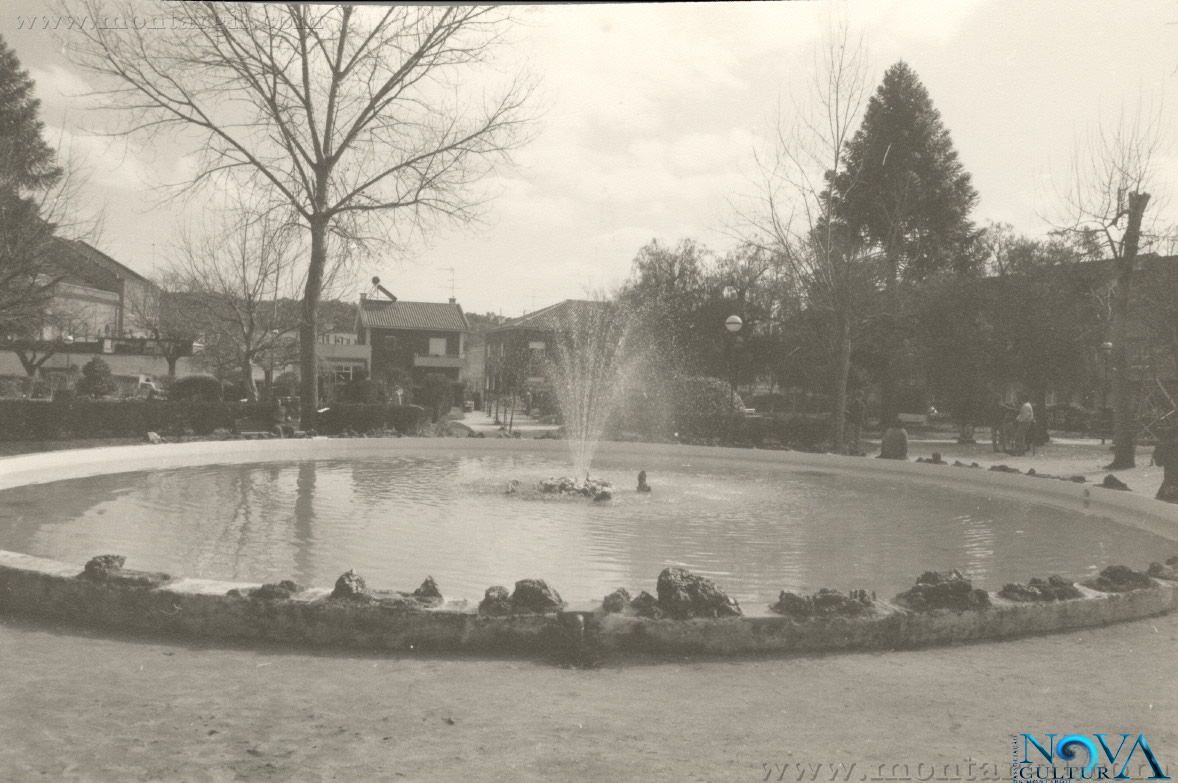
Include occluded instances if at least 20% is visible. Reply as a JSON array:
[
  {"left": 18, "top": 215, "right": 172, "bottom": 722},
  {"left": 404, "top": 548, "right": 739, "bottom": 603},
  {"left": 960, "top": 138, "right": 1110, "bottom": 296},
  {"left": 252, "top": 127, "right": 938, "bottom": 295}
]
[{"left": 0, "top": 550, "right": 1172, "bottom": 657}]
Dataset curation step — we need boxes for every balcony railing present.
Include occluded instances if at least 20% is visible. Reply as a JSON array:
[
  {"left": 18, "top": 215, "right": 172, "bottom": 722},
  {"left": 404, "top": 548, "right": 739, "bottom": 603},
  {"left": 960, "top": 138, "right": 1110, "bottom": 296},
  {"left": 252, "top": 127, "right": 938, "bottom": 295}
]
[{"left": 413, "top": 353, "right": 464, "bottom": 368}]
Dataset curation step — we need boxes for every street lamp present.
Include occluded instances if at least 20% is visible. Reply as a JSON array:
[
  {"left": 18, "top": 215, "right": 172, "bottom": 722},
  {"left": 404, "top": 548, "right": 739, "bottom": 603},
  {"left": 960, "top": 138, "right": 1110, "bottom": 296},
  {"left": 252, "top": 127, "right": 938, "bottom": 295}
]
[
  {"left": 1100, "top": 341, "right": 1113, "bottom": 409},
  {"left": 725, "top": 315, "right": 743, "bottom": 410},
  {"left": 63, "top": 334, "right": 74, "bottom": 375}
]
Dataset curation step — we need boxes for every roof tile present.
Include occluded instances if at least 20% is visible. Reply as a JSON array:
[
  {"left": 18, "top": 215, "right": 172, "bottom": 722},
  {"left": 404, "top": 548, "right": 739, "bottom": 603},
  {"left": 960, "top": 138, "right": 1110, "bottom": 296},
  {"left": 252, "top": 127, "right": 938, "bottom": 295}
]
[{"left": 358, "top": 300, "right": 469, "bottom": 332}]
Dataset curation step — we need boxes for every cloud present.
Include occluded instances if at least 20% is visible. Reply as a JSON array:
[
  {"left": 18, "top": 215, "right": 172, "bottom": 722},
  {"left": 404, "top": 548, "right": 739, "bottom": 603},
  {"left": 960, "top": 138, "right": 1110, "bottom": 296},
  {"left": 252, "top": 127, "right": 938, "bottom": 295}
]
[
  {"left": 27, "top": 64, "right": 101, "bottom": 114},
  {"left": 849, "top": 0, "right": 988, "bottom": 47},
  {"left": 44, "top": 124, "right": 154, "bottom": 191}
]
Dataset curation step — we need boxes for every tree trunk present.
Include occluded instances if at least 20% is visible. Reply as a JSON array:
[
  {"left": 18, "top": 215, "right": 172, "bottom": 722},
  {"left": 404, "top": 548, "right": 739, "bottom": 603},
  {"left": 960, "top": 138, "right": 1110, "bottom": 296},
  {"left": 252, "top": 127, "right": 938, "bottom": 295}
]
[
  {"left": 832, "top": 317, "right": 851, "bottom": 452},
  {"left": 166, "top": 355, "right": 178, "bottom": 377},
  {"left": 1033, "top": 387, "right": 1050, "bottom": 446},
  {"left": 17, "top": 349, "right": 49, "bottom": 376},
  {"left": 878, "top": 357, "right": 896, "bottom": 426},
  {"left": 1107, "top": 191, "right": 1150, "bottom": 470},
  {"left": 300, "top": 215, "right": 328, "bottom": 422},
  {"left": 878, "top": 246, "right": 902, "bottom": 425},
  {"left": 242, "top": 357, "right": 259, "bottom": 402}
]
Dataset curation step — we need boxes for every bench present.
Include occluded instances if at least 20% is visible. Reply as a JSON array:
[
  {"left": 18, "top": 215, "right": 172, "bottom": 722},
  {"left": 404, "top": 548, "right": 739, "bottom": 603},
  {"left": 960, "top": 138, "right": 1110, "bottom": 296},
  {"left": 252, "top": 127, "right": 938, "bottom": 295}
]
[{"left": 897, "top": 413, "right": 928, "bottom": 427}]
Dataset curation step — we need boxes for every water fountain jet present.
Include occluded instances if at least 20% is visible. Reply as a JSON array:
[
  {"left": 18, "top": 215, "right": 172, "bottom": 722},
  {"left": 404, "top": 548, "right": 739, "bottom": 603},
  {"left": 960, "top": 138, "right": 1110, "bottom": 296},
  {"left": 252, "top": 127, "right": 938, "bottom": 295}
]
[{"left": 536, "top": 299, "right": 638, "bottom": 494}]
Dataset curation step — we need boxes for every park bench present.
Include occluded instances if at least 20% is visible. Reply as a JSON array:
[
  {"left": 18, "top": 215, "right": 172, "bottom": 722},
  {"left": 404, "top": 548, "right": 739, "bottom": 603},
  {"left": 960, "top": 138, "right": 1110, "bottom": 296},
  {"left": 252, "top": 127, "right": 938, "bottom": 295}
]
[{"left": 233, "top": 416, "right": 278, "bottom": 438}]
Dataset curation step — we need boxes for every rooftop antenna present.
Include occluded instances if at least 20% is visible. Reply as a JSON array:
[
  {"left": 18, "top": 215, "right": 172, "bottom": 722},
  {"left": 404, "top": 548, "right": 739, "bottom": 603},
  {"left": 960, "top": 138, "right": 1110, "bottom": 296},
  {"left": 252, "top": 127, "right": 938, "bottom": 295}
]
[{"left": 447, "top": 266, "right": 456, "bottom": 301}]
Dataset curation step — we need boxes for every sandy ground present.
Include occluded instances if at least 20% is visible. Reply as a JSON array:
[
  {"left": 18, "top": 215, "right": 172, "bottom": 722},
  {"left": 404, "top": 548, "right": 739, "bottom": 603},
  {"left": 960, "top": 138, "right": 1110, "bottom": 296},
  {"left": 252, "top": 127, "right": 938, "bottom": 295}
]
[
  {"left": 0, "top": 432, "right": 1175, "bottom": 781},
  {"left": 0, "top": 609, "right": 1174, "bottom": 783}
]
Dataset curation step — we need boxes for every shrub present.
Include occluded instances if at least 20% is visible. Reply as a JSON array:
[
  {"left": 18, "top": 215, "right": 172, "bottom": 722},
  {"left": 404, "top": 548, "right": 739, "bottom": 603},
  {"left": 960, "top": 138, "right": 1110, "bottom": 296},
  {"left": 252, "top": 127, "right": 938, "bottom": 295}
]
[
  {"left": 170, "top": 374, "right": 223, "bottom": 402},
  {"left": 272, "top": 371, "right": 300, "bottom": 398},
  {"left": 620, "top": 376, "right": 743, "bottom": 438},
  {"left": 75, "top": 357, "right": 119, "bottom": 398},
  {"left": 221, "top": 379, "right": 249, "bottom": 402},
  {"left": 338, "top": 376, "right": 387, "bottom": 404},
  {"left": 0, "top": 375, "right": 31, "bottom": 399},
  {"left": 417, "top": 373, "right": 455, "bottom": 422},
  {"left": 670, "top": 376, "right": 743, "bottom": 416}
]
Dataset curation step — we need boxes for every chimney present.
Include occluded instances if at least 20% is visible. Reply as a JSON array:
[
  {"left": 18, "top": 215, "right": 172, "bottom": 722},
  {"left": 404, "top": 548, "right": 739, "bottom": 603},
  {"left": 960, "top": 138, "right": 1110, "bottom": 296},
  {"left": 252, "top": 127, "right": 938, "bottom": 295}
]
[
  {"left": 448, "top": 297, "right": 456, "bottom": 304},
  {"left": 360, "top": 293, "right": 367, "bottom": 302}
]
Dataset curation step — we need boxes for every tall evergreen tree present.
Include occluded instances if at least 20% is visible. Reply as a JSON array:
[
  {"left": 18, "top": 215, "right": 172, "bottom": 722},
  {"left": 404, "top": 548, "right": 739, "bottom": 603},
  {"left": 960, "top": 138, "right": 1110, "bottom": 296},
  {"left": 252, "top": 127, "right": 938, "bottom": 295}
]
[
  {"left": 0, "top": 34, "right": 63, "bottom": 339},
  {"left": 829, "top": 61, "right": 979, "bottom": 283},
  {"left": 827, "top": 61, "right": 980, "bottom": 421},
  {"left": 0, "top": 35, "right": 62, "bottom": 192}
]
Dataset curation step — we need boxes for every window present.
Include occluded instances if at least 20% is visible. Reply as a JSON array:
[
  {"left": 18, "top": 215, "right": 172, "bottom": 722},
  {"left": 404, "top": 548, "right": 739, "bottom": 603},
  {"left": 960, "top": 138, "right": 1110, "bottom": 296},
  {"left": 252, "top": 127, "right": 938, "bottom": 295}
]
[
  {"left": 429, "top": 337, "right": 447, "bottom": 356},
  {"left": 321, "top": 361, "right": 367, "bottom": 383}
]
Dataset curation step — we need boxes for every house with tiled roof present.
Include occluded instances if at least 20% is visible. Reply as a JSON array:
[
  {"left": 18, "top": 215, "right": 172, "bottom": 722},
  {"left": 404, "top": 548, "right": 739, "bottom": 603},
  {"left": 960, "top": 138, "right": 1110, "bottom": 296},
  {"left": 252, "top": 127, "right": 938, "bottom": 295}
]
[
  {"left": 354, "top": 285, "right": 471, "bottom": 390},
  {"left": 482, "top": 299, "right": 610, "bottom": 407}
]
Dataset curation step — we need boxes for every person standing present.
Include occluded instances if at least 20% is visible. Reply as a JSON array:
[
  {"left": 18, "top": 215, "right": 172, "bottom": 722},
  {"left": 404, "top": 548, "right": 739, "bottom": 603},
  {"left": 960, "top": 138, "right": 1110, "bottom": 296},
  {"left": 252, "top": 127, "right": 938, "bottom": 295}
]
[
  {"left": 988, "top": 395, "right": 1011, "bottom": 453},
  {"left": 1014, "top": 395, "right": 1034, "bottom": 456}
]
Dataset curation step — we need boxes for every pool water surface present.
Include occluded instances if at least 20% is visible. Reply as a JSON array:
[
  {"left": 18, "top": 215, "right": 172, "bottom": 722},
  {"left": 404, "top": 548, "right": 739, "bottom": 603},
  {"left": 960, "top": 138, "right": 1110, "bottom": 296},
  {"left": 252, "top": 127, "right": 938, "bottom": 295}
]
[{"left": 0, "top": 453, "right": 1169, "bottom": 604}]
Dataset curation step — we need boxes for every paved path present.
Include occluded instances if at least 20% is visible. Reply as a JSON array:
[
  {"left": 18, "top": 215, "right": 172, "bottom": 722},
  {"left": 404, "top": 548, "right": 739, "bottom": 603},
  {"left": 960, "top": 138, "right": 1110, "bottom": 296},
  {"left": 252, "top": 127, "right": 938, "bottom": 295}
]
[{"left": 461, "top": 408, "right": 561, "bottom": 436}]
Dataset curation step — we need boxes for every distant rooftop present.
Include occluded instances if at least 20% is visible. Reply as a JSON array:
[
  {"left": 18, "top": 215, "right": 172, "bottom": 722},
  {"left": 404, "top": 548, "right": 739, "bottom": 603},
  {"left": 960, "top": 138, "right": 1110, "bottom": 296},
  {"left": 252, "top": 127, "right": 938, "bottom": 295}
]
[
  {"left": 490, "top": 299, "right": 611, "bottom": 332},
  {"left": 45, "top": 237, "right": 153, "bottom": 293}
]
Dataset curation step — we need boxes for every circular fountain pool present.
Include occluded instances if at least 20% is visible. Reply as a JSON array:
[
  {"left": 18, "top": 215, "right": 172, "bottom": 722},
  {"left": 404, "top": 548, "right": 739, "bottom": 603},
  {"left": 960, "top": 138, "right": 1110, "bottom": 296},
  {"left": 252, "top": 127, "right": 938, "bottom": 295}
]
[{"left": 1, "top": 440, "right": 1174, "bottom": 605}]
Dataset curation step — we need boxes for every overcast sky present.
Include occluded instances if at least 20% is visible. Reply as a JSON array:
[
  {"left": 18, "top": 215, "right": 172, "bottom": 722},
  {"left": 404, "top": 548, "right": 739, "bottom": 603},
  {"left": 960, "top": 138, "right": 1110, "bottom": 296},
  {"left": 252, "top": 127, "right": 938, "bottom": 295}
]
[{"left": 4, "top": 0, "right": 1177, "bottom": 318}]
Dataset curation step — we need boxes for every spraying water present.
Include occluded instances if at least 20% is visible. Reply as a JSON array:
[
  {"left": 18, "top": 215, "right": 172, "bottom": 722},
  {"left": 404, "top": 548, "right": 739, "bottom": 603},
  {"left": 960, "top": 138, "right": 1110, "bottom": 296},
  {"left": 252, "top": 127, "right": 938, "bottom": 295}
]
[{"left": 544, "top": 300, "right": 637, "bottom": 483}]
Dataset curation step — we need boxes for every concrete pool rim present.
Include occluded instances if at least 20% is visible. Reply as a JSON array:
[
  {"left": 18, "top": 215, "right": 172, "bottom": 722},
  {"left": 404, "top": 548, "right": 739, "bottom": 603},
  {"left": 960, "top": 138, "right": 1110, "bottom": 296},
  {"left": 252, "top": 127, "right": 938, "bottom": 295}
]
[{"left": 0, "top": 438, "right": 1175, "bottom": 658}]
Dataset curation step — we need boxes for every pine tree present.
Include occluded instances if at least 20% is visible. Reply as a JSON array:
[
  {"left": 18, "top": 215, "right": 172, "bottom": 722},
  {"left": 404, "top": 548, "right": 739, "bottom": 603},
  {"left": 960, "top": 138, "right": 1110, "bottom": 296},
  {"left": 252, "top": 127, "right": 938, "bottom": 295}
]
[
  {"left": 0, "top": 34, "right": 62, "bottom": 338},
  {"left": 0, "top": 34, "right": 62, "bottom": 192},
  {"left": 827, "top": 61, "right": 980, "bottom": 422},
  {"left": 829, "top": 61, "right": 979, "bottom": 283}
]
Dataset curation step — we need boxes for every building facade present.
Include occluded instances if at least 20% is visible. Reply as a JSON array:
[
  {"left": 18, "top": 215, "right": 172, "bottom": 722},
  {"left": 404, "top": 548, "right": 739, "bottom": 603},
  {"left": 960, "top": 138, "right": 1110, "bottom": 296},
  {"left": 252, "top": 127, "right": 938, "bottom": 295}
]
[
  {"left": 483, "top": 299, "right": 610, "bottom": 406},
  {"left": 354, "top": 294, "right": 470, "bottom": 392},
  {"left": 41, "top": 238, "right": 160, "bottom": 340}
]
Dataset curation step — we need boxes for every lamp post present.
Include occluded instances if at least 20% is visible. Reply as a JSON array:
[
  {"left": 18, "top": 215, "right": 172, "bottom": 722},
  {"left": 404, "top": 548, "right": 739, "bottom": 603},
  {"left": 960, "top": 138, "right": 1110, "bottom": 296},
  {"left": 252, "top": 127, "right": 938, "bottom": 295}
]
[
  {"left": 63, "top": 334, "right": 74, "bottom": 376},
  {"left": 725, "top": 315, "right": 743, "bottom": 410},
  {"left": 1100, "top": 341, "right": 1112, "bottom": 409}
]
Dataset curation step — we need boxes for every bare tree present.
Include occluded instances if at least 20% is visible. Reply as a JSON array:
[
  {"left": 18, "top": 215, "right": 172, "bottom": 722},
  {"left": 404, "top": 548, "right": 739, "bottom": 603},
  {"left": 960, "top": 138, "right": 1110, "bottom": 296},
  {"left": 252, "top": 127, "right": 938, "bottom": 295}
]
[
  {"left": 1054, "top": 103, "right": 1170, "bottom": 469},
  {"left": 166, "top": 205, "right": 310, "bottom": 402},
  {"left": 62, "top": 1, "right": 535, "bottom": 417},
  {"left": 121, "top": 281, "right": 195, "bottom": 377},
  {"left": 742, "top": 20, "right": 881, "bottom": 451}
]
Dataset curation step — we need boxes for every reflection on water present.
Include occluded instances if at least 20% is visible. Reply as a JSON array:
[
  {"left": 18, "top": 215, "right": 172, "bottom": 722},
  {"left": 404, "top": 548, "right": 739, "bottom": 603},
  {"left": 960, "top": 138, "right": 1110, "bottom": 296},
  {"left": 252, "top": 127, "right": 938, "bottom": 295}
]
[{"left": 0, "top": 453, "right": 1171, "bottom": 604}]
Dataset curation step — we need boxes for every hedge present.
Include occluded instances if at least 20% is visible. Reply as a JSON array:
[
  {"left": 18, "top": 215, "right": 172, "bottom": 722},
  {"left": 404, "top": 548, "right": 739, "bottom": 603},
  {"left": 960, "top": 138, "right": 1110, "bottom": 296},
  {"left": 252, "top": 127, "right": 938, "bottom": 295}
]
[
  {"left": 0, "top": 400, "right": 433, "bottom": 441},
  {"left": 0, "top": 400, "right": 268, "bottom": 441},
  {"left": 673, "top": 413, "right": 831, "bottom": 449},
  {"left": 310, "top": 404, "right": 429, "bottom": 436}
]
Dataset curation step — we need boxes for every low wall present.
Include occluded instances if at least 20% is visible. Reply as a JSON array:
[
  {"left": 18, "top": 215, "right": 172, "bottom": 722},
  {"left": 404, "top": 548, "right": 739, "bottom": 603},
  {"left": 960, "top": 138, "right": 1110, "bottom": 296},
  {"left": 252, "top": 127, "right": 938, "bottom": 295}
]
[{"left": 0, "top": 550, "right": 1172, "bottom": 658}]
